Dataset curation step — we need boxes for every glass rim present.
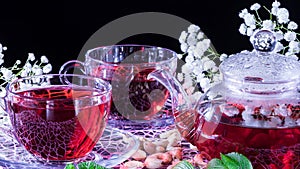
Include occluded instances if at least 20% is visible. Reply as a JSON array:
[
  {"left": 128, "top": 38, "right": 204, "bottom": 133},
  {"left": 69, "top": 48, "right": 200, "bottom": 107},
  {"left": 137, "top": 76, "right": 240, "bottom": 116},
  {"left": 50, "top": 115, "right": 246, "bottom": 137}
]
[
  {"left": 7, "top": 74, "right": 112, "bottom": 101},
  {"left": 85, "top": 44, "right": 178, "bottom": 68}
]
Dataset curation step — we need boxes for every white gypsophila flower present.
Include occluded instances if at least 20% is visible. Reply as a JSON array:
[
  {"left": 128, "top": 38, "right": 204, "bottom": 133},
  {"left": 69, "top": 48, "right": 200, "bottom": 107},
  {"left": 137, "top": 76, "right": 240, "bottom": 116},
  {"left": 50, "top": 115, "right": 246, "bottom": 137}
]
[
  {"left": 179, "top": 31, "right": 188, "bottom": 44},
  {"left": 289, "top": 41, "right": 300, "bottom": 51},
  {"left": 284, "top": 31, "right": 297, "bottom": 42},
  {"left": 288, "top": 21, "right": 298, "bottom": 30},
  {"left": 203, "top": 60, "right": 216, "bottom": 71},
  {"left": 187, "top": 46, "right": 195, "bottom": 56},
  {"left": 0, "top": 59, "right": 4, "bottom": 66},
  {"left": 1, "top": 68, "right": 13, "bottom": 80},
  {"left": 177, "top": 54, "right": 183, "bottom": 59},
  {"left": 274, "top": 31, "right": 284, "bottom": 41},
  {"left": 187, "top": 24, "right": 200, "bottom": 33},
  {"left": 180, "top": 43, "right": 188, "bottom": 53},
  {"left": 274, "top": 42, "right": 284, "bottom": 53},
  {"left": 250, "top": 3, "right": 261, "bottom": 11},
  {"left": 200, "top": 77, "right": 210, "bottom": 90},
  {"left": 185, "top": 54, "right": 194, "bottom": 63},
  {"left": 28, "top": 53, "right": 35, "bottom": 61},
  {"left": 271, "top": 7, "right": 279, "bottom": 16},
  {"left": 262, "top": 20, "right": 275, "bottom": 30},
  {"left": 43, "top": 64, "right": 52, "bottom": 73},
  {"left": 246, "top": 27, "right": 254, "bottom": 36},
  {"left": 277, "top": 8, "right": 289, "bottom": 24},
  {"left": 40, "top": 55, "right": 49, "bottom": 63},
  {"left": 187, "top": 33, "right": 198, "bottom": 46},
  {"left": 197, "top": 31, "right": 204, "bottom": 40},
  {"left": 196, "top": 73, "right": 205, "bottom": 83},
  {"left": 220, "top": 53, "right": 228, "bottom": 61},
  {"left": 244, "top": 13, "right": 256, "bottom": 27},
  {"left": 20, "top": 70, "right": 28, "bottom": 77},
  {"left": 16, "top": 60, "right": 21, "bottom": 65},
  {"left": 239, "top": 23, "right": 247, "bottom": 35},
  {"left": 181, "top": 63, "right": 193, "bottom": 74},
  {"left": 272, "top": 1, "right": 281, "bottom": 8},
  {"left": 194, "top": 39, "right": 211, "bottom": 58},
  {"left": 239, "top": 8, "right": 249, "bottom": 18},
  {"left": 177, "top": 73, "right": 184, "bottom": 82}
]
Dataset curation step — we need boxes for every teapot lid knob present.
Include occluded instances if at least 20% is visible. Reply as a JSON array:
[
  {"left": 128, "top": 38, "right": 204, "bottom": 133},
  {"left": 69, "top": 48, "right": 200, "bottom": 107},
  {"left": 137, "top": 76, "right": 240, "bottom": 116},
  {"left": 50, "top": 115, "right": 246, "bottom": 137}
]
[{"left": 250, "top": 30, "right": 276, "bottom": 53}]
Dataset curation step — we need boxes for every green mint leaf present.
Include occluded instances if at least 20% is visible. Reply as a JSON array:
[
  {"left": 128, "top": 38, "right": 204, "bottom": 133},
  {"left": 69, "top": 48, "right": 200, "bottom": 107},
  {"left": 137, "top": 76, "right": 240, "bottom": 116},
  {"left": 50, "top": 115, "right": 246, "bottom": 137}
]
[
  {"left": 173, "top": 160, "right": 195, "bottom": 169},
  {"left": 225, "top": 152, "right": 253, "bottom": 169},
  {"left": 220, "top": 153, "right": 240, "bottom": 169},
  {"left": 64, "top": 164, "right": 76, "bottom": 169},
  {"left": 207, "top": 158, "right": 228, "bottom": 169},
  {"left": 77, "top": 161, "right": 110, "bottom": 169}
]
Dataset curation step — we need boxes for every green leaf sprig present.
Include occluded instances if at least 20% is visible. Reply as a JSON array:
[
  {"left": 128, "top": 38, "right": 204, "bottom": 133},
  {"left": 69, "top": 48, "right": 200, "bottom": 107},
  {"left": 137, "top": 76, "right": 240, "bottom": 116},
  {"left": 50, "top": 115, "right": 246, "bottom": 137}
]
[
  {"left": 207, "top": 152, "right": 253, "bottom": 169},
  {"left": 65, "top": 161, "right": 111, "bottom": 169}
]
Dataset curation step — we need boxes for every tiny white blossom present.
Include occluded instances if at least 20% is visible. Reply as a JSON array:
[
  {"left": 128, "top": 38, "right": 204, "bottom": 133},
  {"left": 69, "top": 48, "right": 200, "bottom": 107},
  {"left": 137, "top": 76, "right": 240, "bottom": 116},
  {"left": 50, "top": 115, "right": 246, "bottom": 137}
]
[
  {"left": 271, "top": 7, "right": 279, "bottom": 16},
  {"left": 239, "top": 23, "right": 247, "bottom": 35},
  {"left": 250, "top": 3, "right": 261, "bottom": 11},
  {"left": 187, "top": 24, "right": 200, "bottom": 33},
  {"left": 239, "top": 8, "right": 249, "bottom": 18},
  {"left": 284, "top": 31, "right": 297, "bottom": 42},
  {"left": 277, "top": 8, "right": 289, "bottom": 24},
  {"left": 262, "top": 20, "right": 275, "bottom": 30},
  {"left": 194, "top": 39, "right": 210, "bottom": 58},
  {"left": 1, "top": 68, "right": 13, "bottom": 80},
  {"left": 40, "top": 55, "right": 49, "bottom": 63},
  {"left": 20, "top": 70, "right": 28, "bottom": 77},
  {"left": 28, "top": 53, "right": 35, "bottom": 61},
  {"left": 246, "top": 27, "right": 254, "bottom": 36},
  {"left": 185, "top": 54, "right": 194, "bottom": 63},
  {"left": 220, "top": 53, "right": 228, "bottom": 61},
  {"left": 272, "top": 1, "right": 281, "bottom": 8},
  {"left": 288, "top": 21, "right": 298, "bottom": 30},
  {"left": 15, "top": 60, "right": 21, "bottom": 65},
  {"left": 179, "top": 31, "right": 188, "bottom": 43},
  {"left": 274, "top": 42, "right": 284, "bottom": 53},
  {"left": 187, "top": 33, "right": 198, "bottom": 46},
  {"left": 274, "top": 31, "right": 284, "bottom": 41},
  {"left": 2, "top": 47, "right": 7, "bottom": 51},
  {"left": 177, "top": 54, "right": 183, "bottom": 59},
  {"left": 197, "top": 31, "right": 204, "bottom": 40},
  {"left": 43, "top": 64, "right": 52, "bottom": 73},
  {"left": 181, "top": 63, "right": 193, "bottom": 74},
  {"left": 177, "top": 73, "right": 184, "bottom": 82},
  {"left": 244, "top": 13, "right": 256, "bottom": 27},
  {"left": 180, "top": 43, "right": 188, "bottom": 53},
  {"left": 200, "top": 77, "right": 210, "bottom": 91},
  {"left": 203, "top": 60, "right": 216, "bottom": 71}
]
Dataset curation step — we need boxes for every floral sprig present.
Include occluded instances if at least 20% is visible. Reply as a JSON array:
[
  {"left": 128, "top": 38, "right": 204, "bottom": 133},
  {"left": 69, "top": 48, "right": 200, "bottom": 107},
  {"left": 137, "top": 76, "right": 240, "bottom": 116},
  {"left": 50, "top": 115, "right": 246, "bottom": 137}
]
[
  {"left": 0, "top": 43, "right": 52, "bottom": 95},
  {"left": 178, "top": 24, "right": 222, "bottom": 103},
  {"left": 238, "top": 0, "right": 300, "bottom": 59}
]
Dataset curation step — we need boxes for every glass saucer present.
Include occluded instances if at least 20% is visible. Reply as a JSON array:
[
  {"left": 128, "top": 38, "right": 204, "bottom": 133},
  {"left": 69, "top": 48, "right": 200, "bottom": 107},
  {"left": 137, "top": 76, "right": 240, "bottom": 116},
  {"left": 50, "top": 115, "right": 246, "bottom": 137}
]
[{"left": 0, "top": 126, "right": 139, "bottom": 169}]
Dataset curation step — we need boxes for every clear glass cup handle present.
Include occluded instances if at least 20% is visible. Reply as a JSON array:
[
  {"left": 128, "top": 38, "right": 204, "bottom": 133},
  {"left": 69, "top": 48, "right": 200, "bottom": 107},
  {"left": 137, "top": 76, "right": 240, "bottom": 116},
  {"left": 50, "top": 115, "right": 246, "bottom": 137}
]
[
  {"left": 59, "top": 60, "right": 86, "bottom": 75},
  {"left": 0, "top": 97, "right": 14, "bottom": 137},
  {"left": 59, "top": 60, "right": 86, "bottom": 85}
]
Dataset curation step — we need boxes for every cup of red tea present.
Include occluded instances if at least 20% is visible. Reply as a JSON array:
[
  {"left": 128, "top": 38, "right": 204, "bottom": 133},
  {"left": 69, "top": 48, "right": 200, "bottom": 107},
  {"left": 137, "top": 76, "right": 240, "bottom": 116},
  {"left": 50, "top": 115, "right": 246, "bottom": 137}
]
[
  {"left": 0, "top": 74, "right": 112, "bottom": 163},
  {"left": 59, "top": 45, "right": 178, "bottom": 130}
]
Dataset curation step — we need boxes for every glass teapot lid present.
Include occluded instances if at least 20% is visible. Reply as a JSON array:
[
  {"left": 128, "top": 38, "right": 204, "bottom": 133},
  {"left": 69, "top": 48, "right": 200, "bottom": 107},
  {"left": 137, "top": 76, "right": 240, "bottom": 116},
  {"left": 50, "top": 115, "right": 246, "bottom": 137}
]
[{"left": 220, "top": 30, "right": 300, "bottom": 94}]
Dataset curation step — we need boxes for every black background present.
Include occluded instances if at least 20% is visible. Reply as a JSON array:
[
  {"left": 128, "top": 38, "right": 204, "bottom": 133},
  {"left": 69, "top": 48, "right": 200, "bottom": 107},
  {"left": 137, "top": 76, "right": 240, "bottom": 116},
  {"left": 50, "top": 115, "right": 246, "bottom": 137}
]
[{"left": 1, "top": 0, "right": 300, "bottom": 73}]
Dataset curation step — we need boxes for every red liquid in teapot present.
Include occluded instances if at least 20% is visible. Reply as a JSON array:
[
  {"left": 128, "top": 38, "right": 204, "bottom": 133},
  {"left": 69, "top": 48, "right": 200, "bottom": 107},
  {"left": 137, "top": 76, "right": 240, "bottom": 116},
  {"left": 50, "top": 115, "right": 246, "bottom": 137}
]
[
  {"left": 183, "top": 103, "right": 300, "bottom": 169},
  {"left": 92, "top": 66, "right": 170, "bottom": 121},
  {"left": 8, "top": 86, "right": 110, "bottom": 161}
]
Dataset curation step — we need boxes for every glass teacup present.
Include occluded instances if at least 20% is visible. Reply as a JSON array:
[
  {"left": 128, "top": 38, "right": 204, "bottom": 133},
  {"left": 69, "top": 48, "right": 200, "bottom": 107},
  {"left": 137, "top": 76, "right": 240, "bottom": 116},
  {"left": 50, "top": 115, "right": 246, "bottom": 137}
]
[
  {"left": 60, "top": 45, "right": 178, "bottom": 130},
  {"left": 0, "top": 74, "right": 112, "bottom": 163}
]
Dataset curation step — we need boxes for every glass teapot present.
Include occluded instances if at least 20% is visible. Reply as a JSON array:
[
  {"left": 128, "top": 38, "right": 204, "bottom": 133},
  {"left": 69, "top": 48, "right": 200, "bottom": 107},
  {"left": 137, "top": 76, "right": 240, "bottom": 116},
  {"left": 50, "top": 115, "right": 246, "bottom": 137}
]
[{"left": 148, "top": 30, "right": 300, "bottom": 168}]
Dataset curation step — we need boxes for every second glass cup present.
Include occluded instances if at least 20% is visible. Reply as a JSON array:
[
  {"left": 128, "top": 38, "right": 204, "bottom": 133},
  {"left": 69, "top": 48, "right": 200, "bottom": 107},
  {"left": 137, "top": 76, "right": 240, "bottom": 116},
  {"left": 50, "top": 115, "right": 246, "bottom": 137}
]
[{"left": 60, "top": 45, "right": 178, "bottom": 130}]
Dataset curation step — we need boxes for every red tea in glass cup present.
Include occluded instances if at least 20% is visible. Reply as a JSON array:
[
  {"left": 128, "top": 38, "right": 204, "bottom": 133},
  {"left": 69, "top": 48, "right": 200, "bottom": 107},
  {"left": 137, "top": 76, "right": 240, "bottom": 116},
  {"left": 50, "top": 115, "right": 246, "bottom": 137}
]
[
  {"left": 1, "top": 74, "right": 112, "bottom": 163},
  {"left": 60, "top": 45, "right": 177, "bottom": 130}
]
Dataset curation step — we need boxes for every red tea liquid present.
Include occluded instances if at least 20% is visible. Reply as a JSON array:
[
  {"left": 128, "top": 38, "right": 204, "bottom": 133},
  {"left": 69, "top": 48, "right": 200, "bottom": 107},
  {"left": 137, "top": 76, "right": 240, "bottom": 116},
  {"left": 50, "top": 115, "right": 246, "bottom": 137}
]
[
  {"left": 8, "top": 86, "right": 110, "bottom": 162},
  {"left": 93, "top": 66, "right": 170, "bottom": 121},
  {"left": 181, "top": 103, "right": 300, "bottom": 169}
]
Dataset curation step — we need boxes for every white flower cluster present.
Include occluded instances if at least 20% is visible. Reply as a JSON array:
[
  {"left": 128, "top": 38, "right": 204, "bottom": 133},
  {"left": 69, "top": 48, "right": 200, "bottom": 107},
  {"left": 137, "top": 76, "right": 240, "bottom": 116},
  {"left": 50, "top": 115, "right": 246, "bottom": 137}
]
[
  {"left": 0, "top": 43, "right": 52, "bottom": 95},
  {"left": 178, "top": 24, "right": 221, "bottom": 103},
  {"left": 238, "top": 1, "right": 300, "bottom": 59}
]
